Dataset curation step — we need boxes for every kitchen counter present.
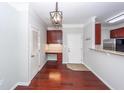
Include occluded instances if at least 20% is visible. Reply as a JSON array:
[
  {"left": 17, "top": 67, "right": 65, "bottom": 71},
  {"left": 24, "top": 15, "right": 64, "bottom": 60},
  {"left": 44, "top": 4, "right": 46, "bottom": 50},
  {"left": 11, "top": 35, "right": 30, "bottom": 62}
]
[{"left": 90, "top": 47, "right": 124, "bottom": 56}]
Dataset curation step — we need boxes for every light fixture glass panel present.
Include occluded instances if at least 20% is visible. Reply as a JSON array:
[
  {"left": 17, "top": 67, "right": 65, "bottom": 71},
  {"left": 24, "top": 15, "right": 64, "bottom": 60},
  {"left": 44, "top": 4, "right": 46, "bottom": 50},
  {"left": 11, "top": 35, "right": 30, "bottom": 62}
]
[
  {"left": 50, "top": 2, "right": 62, "bottom": 26},
  {"left": 50, "top": 11, "right": 62, "bottom": 25}
]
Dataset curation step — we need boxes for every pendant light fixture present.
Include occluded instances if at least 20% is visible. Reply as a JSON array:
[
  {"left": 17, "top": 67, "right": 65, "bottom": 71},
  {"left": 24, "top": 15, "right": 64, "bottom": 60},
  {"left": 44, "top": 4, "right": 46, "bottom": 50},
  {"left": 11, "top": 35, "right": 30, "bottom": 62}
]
[{"left": 50, "top": 2, "right": 63, "bottom": 26}]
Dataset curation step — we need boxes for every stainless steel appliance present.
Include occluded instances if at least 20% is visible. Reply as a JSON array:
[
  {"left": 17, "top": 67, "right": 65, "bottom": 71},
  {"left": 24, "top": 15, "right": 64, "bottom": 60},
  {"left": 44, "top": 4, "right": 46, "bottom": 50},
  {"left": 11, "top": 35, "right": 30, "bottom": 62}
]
[
  {"left": 103, "top": 39, "right": 116, "bottom": 50},
  {"left": 103, "top": 39, "right": 124, "bottom": 52}
]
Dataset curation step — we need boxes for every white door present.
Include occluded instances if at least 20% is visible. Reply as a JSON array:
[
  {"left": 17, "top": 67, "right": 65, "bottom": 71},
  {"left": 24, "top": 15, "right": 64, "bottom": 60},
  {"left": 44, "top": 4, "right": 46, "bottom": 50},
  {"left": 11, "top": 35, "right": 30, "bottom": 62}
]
[
  {"left": 30, "top": 25, "right": 40, "bottom": 80},
  {"left": 67, "top": 33, "right": 83, "bottom": 64}
]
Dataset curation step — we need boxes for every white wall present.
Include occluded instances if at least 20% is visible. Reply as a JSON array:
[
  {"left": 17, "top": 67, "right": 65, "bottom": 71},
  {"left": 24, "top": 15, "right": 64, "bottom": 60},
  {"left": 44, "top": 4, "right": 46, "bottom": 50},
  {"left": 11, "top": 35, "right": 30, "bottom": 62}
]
[
  {"left": 83, "top": 17, "right": 95, "bottom": 65},
  {"left": 0, "top": 3, "right": 19, "bottom": 89},
  {"left": 0, "top": 3, "right": 29, "bottom": 89},
  {"left": 17, "top": 3, "right": 29, "bottom": 85},
  {"left": 62, "top": 25, "right": 83, "bottom": 64},
  {"left": 0, "top": 3, "right": 47, "bottom": 89},
  {"left": 86, "top": 49, "right": 124, "bottom": 89},
  {"left": 28, "top": 6, "right": 47, "bottom": 81},
  {"left": 83, "top": 17, "right": 124, "bottom": 89},
  {"left": 109, "top": 23, "right": 124, "bottom": 30}
]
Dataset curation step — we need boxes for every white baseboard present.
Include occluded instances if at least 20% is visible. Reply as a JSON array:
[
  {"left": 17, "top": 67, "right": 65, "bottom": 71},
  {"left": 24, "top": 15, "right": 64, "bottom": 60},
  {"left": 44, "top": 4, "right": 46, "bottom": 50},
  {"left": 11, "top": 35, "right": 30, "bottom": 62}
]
[
  {"left": 30, "top": 60, "right": 47, "bottom": 82},
  {"left": 83, "top": 63, "right": 114, "bottom": 90},
  {"left": 17, "top": 81, "right": 31, "bottom": 86},
  {"left": 10, "top": 61, "right": 47, "bottom": 90},
  {"left": 10, "top": 83, "right": 19, "bottom": 90},
  {"left": 39, "top": 61, "right": 47, "bottom": 71},
  {"left": 62, "top": 61, "right": 68, "bottom": 64},
  {"left": 10, "top": 81, "right": 31, "bottom": 90}
]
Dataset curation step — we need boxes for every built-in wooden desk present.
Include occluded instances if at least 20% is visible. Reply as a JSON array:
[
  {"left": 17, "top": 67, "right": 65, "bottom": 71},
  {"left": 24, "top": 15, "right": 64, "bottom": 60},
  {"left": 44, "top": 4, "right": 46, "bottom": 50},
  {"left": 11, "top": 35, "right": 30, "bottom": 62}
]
[{"left": 46, "top": 52, "right": 62, "bottom": 63}]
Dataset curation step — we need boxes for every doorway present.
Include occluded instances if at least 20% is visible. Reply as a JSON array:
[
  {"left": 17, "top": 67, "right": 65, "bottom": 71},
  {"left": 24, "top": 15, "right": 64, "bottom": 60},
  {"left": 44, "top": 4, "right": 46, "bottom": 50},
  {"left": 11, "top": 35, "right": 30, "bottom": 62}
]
[
  {"left": 29, "top": 25, "right": 41, "bottom": 80},
  {"left": 67, "top": 33, "right": 83, "bottom": 64}
]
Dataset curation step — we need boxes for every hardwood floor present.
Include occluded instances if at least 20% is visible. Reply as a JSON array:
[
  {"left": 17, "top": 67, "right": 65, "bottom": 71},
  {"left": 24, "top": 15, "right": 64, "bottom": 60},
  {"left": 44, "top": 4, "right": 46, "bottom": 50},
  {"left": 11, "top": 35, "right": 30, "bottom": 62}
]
[{"left": 15, "top": 61, "right": 109, "bottom": 90}]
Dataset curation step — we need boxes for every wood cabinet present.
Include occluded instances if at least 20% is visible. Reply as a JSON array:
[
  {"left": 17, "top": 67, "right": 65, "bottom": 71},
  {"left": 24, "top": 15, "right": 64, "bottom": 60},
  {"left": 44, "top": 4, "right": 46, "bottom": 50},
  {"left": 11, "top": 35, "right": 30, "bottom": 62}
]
[
  {"left": 47, "top": 30, "right": 62, "bottom": 44},
  {"left": 57, "top": 53, "right": 62, "bottom": 63},
  {"left": 95, "top": 24, "right": 101, "bottom": 45},
  {"left": 110, "top": 27, "right": 124, "bottom": 38}
]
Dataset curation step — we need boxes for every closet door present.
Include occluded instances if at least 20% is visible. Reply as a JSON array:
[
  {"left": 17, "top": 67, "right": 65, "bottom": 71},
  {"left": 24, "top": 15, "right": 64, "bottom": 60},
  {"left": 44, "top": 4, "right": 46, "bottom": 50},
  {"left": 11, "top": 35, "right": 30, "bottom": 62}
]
[{"left": 67, "top": 33, "right": 83, "bottom": 64}]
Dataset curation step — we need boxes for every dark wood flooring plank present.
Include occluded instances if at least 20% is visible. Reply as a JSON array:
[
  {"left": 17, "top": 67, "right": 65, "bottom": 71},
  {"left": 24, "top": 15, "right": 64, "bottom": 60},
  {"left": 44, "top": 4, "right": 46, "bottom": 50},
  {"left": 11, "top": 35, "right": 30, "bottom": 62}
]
[{"left": 15, "top": 61, "right": 109, "bottom": 90}]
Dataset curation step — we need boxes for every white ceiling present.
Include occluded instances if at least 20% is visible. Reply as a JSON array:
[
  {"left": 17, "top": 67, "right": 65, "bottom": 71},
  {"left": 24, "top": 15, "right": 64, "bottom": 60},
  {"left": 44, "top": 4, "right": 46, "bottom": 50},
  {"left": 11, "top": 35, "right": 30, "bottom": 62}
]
[{"left": 30, "top": 2, "right": 124, "bottom": 27}]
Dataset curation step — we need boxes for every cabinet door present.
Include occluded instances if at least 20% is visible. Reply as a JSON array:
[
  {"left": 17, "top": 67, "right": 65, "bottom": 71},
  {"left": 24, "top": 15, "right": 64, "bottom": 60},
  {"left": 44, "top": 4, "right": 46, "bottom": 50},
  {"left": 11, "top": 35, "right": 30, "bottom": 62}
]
[
  {"left": 56, "top": 31, "right": 62, "bottom": 44},
  {"left": 110, "top": 31, "right": 114, "bottom": 38},
  {"left": 47, "top": 31, "right": 57, "bottom": 43},
  {"left": 110, "top": 27, "right": 124, "bottom": 38},
  {"left": 47, "top": 30, "right": 62, "bottom": 44},
  {"left": 47, "top": 31, "right": 52, "bottom": 43},
  {"left": 118, "top": 28, "right": 124, "bottom": 38},
  {"left": 111, "top": 31, "right": 116, "bottom": 38},
  {"left": 95, "top": 24, "right": 101, "bottom": 44},
  {"left": 57, "top": 53, "right": 62, "bottom": 63}
]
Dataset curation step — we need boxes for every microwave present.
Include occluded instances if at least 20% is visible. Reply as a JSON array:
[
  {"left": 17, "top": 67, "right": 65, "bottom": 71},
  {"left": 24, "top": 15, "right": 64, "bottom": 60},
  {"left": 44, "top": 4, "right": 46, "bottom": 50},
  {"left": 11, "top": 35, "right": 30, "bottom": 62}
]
[{"left": 103, "top": 39, "right": 124, "bottom": 52}]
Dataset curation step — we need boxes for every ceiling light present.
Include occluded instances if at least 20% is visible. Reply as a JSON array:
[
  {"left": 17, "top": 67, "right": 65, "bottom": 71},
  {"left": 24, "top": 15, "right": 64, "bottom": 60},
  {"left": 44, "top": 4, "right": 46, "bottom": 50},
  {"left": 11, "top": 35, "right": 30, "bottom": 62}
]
[
  {"left": 50, "top": 2, "right": 63, "bottom": 26},
  {"left": 106, "top": 12, "right": 124, "bottom": 23}
]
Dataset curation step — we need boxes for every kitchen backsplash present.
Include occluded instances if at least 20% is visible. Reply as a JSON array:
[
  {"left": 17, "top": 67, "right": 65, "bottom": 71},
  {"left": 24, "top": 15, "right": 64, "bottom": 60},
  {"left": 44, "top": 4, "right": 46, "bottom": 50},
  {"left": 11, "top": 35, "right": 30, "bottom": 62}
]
[{"left": 45, "top": 44, "right": 62, "bottom": 52}]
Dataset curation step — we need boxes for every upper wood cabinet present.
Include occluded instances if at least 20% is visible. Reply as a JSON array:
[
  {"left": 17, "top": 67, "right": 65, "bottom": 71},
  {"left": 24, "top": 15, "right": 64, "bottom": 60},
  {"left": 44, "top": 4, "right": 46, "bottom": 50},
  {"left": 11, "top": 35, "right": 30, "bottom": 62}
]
[
  {"left": 95, "top": 24, "right": 101, "bottom": 45},
  {"left": 47, "top": 30, "right": 62, "bottom": 44},
  {"left": 110, "top": 27, "right": 124, "bottom": 38}
]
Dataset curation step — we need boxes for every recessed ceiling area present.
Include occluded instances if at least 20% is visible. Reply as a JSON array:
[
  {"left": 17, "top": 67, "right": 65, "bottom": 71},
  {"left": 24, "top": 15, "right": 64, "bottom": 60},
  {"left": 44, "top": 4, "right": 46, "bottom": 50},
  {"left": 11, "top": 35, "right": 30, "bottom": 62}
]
[{"left": 30, "top": 2, "right": 124, "bottom": 27}]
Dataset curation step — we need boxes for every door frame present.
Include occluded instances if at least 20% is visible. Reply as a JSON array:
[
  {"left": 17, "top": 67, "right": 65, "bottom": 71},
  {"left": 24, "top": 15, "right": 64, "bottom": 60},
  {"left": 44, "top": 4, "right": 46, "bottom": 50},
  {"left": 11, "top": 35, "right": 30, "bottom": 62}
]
[{"left": 28, "top": 24, "right": 41, "bottom": 81}]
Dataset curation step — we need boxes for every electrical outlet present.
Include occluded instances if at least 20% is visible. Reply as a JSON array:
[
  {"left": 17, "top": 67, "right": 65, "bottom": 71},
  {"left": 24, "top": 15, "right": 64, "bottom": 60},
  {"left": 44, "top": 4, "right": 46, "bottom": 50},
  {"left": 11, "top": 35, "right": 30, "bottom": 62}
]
[{"left": 0, "top": 79, "right": 4, "bottom": 86}]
